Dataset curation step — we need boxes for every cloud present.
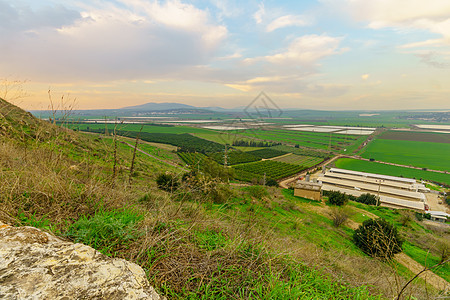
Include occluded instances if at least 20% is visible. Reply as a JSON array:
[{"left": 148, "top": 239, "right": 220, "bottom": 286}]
[
  {"left": 323, "top": 0, "right": 450, "bottom": 47},
  {"left": 0, "top": 0, "right": 227, "bottom": 82},
  {"left": 253, "top": 3, "right": 265, "bottom": 24},
  {"left": 361, "top": 74, "right": 370, "bottom": 80},
  {"left": 0, "top": 0, "right": 81, "bottom": 32},
  {"left": 266, "top": 15, "right": 310, "bottom": 32},
  {"left": 415, "top": 52, "right": 450, "bottom": 69},
  {"left": 245, "top": 34, "right": 344, "bottom": 67}
]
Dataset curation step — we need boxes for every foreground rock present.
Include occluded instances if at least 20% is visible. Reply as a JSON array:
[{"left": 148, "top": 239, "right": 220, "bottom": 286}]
[{"left": 0, "top": 221, "right": 165, "bottom": 299}]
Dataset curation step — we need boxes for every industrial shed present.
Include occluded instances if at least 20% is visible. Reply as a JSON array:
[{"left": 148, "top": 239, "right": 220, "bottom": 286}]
[
  {"left": 294, "top": 180, "right": 322, "bottom": 201},
  {"left": 318, "top": 168, "right": 428, "bottom": 211}
]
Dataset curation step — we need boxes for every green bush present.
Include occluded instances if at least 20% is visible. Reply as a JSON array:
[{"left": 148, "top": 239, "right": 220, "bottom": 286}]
[
  {"left": 247, "top": 185, "right": 269, "bottom": 199},
  {"left": 266, "top": 178, "right": 279, "bottom": 187},
  {"left": 65, "top": 209, "right": 143, "bottom": 256},
  {"left": 326, "top": 190, "right": 348, "bottom": 206},
  {"left": 353, "top": 218, "right": 403, "bottom": 259},
  {"left": 356, "top": 193, "right": 379, "bottom": 206},
  {"left": 156, "top": 173, "right": 179, "bottom": 192}
]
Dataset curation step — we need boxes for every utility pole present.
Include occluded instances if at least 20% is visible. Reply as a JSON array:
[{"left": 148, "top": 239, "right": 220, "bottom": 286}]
[
  {"left": 377, "top": 179, "right": 383, "bottom": 206},
  {"left": 224, "top": 144, "right": 228, "bottom": 167}
]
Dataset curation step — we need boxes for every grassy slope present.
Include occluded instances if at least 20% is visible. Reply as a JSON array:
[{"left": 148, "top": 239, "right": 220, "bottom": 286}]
[
  {"left": 335, "top": 158, "right": 450, "bottom": 185},
  {"left": 2, "top": 99, "right": 448, "bottom": 299}
]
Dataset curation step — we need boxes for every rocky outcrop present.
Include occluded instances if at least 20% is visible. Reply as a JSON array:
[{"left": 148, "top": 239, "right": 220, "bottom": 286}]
[{"left": 0, "top": 221, "right": 165, "bottom": 300}]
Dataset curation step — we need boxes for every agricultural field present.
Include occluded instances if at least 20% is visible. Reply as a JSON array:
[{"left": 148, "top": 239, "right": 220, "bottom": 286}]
[
  {"left": 271, "top": 145, "right": 330, "bottom": 159},
  {"left": 208, "top": 151, "right": 260, "bottom": 165},
  {"left": 233, "top": 160, "right": 305, "bottom": 180},
  {"left": 379, "top": 131, "right": 450, "bottom": 143},
  {"left": 72, "top": 122, "right": 215, "bottom": 135},
  {"left": 360, "top": 138, "right": 450, "bottom": 172},
  {"left": 86, "top": 129, "right": 224, "bottom": 153},
  {"left": 238, "top": 128, "right": 367, "bottom": 153},
  {"left": 247, "top": 148, "right": 287, "bottom": 159},
  {"left": 335, "top": 158, "right": 450, "bottom": 185},
  {"left": 178, "top": 152, "right": 208, "bottom": 167},
  {"left": 271, "top": 153, "right": 323, "bottom": 168}
]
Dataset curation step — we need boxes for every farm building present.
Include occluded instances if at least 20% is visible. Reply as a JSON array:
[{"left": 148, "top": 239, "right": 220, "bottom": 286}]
[
  {"left": 317, "top": 168, "right": 428, "bottom": 211},
  {"left": 427, "top": 211, "right": 450, "bottom": 223},
  {"left": 294, "top": 180, "right": 322, "bottom": 201}
]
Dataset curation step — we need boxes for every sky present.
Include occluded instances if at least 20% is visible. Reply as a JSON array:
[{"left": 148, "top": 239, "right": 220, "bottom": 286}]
[{"left": 1, "top": 0, "right": 450, "bottom": 110}]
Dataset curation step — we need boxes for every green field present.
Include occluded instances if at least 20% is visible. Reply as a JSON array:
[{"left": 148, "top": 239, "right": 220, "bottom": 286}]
[
  {"left": 360, "top": 139, "right": 450, "bottom": 171},
  {"left": 271, "top": 145, "right": 330, "bottom": 158},
  {"left": 233, "top": 160, "right": 305, "bottom": 180},
  {"left": 272, "top": 153, "right": 323, "bottom": 168},
  {"left": 239, "top": 128, "right": 366, "bottom": 153},
  {"left": 72, "top": 122, "right": 216, "bottom": 135},
  {"left": 335, "top": 158, "right": 450, "bottom": 185}
]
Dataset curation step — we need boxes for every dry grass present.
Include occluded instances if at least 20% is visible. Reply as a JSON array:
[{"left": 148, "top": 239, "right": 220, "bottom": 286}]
[{"left": 0, "top": 98, "right": 446, "bottom": 299}]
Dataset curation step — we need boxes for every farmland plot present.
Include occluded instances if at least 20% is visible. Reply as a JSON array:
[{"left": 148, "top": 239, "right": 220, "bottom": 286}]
[
  {"left": 272, "top": 153, "right": 323, "bottom": 168},
  {"left": 361, "top": 139, "right": 450, "bottom": 172},
  {"left": 233, "top": 160, "right": 305, "bottom": 180}
]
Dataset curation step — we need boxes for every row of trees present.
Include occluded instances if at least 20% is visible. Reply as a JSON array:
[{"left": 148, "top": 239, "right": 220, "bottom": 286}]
[{"left": 232, "top": 140, "right": 281, "bottom": 147}]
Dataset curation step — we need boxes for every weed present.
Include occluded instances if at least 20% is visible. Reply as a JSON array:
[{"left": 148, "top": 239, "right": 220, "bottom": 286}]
[{"left": 65, "top": 208, "right": 143, "bottom": 256}]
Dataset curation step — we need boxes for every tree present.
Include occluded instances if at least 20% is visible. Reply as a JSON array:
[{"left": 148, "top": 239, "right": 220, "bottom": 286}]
[
  {"left": 156, "top": 173, "right": 179, "bottom": 192},
  {"left": 356, "top": 193, "right": 379, "bottom": 206},
  {"left": 353, "top": 218, "right": 403, "bottom": 259},
  {"left": 327, "top": 190, "right": 348, "bottom": 206}
]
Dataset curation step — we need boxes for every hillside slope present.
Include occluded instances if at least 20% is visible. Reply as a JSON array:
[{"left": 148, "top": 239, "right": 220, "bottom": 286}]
[{"left": 0, "top": 98, "right": 448, "bottom": 299}]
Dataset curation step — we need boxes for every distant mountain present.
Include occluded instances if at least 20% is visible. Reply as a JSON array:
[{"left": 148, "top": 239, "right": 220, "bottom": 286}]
[{"left": 121, "top": 102, "right": 196, "bottom": 111}]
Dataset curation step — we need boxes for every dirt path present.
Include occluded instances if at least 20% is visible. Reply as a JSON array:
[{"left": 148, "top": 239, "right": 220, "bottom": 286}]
[
  {"left": 278, "top": 155, "right": 343, "bottom": 188},
  {"left": 394, "top": 253, "right": 449, "bottom": 291}
]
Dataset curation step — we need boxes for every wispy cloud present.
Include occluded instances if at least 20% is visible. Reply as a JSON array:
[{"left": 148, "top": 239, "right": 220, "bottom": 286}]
[{"left": 266, "top": 15, "right": 310, "bottom": 32}]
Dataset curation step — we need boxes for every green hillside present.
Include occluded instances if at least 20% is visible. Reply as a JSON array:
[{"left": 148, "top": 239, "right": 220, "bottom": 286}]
[{"left": 1, "top": 99, "right": 448, "bottom": 299}]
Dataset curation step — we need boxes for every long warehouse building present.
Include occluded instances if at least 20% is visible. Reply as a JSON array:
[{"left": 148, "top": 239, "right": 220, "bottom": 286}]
[{"left": 317, "top": 168, "right": 428, "bottom": 211}]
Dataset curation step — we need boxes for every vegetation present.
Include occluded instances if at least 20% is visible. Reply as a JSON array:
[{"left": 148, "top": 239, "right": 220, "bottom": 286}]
[
  {"left": 247, "top": 148, "right": 287, "bottom": 159},
  {"left": 156, "top": 173, "right": 180, "bottom": 192},
  {"left": 356, "top": 193, "right": 379, "bottom": 206},
  {"left": 85, "top": 128, "right": 224, "bottom": 153},
  {"left": 271, "top": 153, "right": 323, "bottom": 167},
  {"left": 233, "top": 160, "right": 305, "bottom": 180},
  {"left": 353, "top": 218, "right": 403, "bottom": 259},
  {"left": 241, "top": 128, "right": 367, "bottom": 153},
  {"left": 271, "top": 145, "right": 330, "bottom": 158},
  {"left": 360, "top": 139, "right": 450, "bottom": 172},
  {"left": 66, "top": 208, "right": 143, "bottom": 256},
  {"left": 325, "top": 190, "right": 349, "bottom": 206},
  {"left": 208, "top": 150, "right": 260, "bottom": 165},
  {"left": 232, "top": 139, "right": 281, "bottom": 147},
  {"left": 2, "top": 98, "right": 449, "bottom": 299}
]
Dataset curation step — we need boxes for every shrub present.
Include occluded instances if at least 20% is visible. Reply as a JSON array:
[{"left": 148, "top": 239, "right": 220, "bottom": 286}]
[
  {"left": 247, "top": 185, "right": 269, "bottom": 199},
  {"left": 414, "top": 212, "right": 424, "bottom": 221},
  {"left": 65, "top": 208, "right": 143, "bottom": 256},
  {"left": 266, "top": 178, "right": 279, "bottom": 187},
  {"left": 326, "top": 190, "right": 348, "bottom": 206},
  {"left": 356, "top": 193, "right": 379, "bottom": 206},
  {"left": 156, "top": 173, "right": 179, "bottom": 192},
  {"left": 330, "top": 207, "right": 350, "bottom": 228},
  {"left": 353, "top": 218, "right": 403, "bottom": 259}
]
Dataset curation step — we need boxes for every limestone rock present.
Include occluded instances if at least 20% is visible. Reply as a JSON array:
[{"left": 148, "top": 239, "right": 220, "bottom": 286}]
[{"left": 0, "top": 221, "right": 165, "bottom": 300}]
